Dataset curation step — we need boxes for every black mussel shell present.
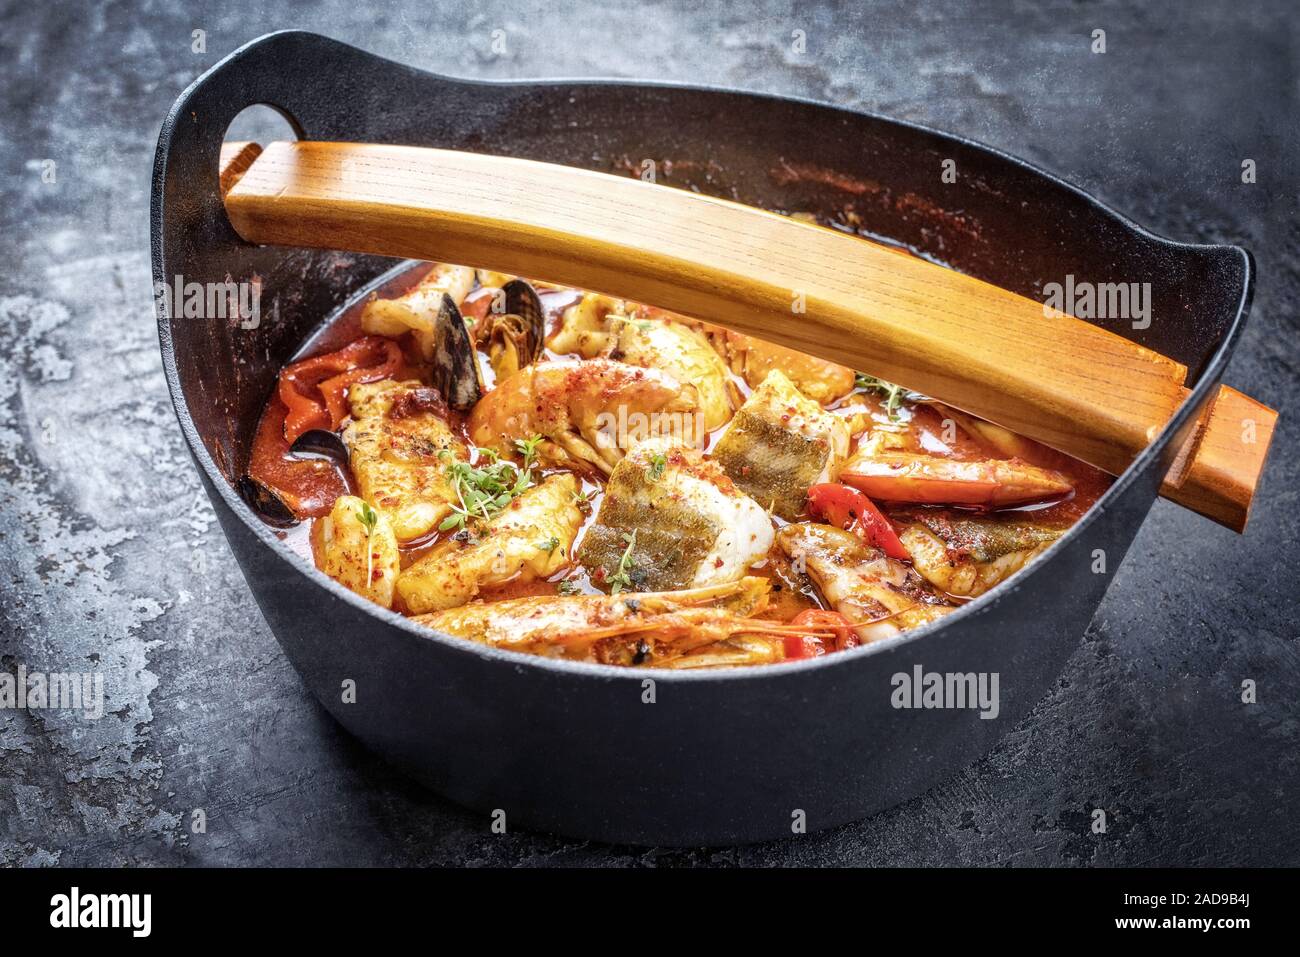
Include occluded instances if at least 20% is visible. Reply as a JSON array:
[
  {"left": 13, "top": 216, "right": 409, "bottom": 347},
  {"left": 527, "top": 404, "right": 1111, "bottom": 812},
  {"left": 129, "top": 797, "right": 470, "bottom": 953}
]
[
  {"left": 237, "top": 475, "right": 298, "bottom": 528},
  {"left": 288, "top": 428, "right": 349, "bottom": 462},
  {"left": 431, "top": 293, "right": 484, "bottom": 411},
  {"left": 499, "top": 279, "right": 545, "bottom": 365}
]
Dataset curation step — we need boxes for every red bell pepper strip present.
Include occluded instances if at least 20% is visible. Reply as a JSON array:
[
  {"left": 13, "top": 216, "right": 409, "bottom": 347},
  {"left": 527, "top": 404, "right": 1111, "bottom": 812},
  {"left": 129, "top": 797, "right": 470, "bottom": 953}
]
[
  {"left": 278, "top": 337, "right": 403, "bottom": 444},
  {"left": 806, "top": 482, "right": 910, "bottom": 561}
]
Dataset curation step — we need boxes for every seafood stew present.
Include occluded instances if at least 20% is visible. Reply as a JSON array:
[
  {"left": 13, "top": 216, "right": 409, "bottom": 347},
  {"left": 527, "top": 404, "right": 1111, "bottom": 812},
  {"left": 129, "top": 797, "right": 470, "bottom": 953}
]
[{"left": 245, "top": 262, "right": 1110, "bottom": 669}]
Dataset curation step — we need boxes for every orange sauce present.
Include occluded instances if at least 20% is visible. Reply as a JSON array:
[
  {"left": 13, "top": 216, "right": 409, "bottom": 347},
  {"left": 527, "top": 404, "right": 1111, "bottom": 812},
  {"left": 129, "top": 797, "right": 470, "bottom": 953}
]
[{"left": 248, "top": 396, "right": 351, "bottom": 518}]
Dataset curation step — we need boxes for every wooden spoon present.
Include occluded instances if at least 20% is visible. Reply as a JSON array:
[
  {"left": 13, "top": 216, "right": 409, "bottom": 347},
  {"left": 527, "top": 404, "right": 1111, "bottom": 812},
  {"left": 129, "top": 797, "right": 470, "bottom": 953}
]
[{"left": 218, "top": 141, "right": 1275, "bottom": 531}]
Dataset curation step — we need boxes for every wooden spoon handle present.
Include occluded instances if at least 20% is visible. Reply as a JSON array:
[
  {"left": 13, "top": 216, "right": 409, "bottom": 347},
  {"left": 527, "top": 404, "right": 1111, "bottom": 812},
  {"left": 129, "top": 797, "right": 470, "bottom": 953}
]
[{"left": 220, "top": 141, "right": 1274, "bottom": 531}]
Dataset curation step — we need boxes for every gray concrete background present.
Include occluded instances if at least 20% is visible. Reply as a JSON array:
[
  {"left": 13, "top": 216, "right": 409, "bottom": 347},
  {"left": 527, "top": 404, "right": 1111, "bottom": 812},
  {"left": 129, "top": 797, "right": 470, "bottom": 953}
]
[{"left": 1, "top": 0, "right": 1296, "bottom": 866}]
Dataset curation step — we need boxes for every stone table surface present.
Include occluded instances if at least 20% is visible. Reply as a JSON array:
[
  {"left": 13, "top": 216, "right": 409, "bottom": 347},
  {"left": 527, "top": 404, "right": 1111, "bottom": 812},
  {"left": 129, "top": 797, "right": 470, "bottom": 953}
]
[{"left": 1, "top": 0, "right": 1296, "bottom": 866}]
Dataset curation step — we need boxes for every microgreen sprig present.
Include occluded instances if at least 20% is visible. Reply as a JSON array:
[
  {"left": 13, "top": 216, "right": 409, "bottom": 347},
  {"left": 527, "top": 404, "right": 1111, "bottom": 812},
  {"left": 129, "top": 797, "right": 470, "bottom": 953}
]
[
  {"left": 513, "top": 434, "right": 544, "bottom": 473},
  {"left": 438, "top": 436, "right": 545, "bottom": 533},
  {"left": 356, "top": 500, "right": 379, "bottom": 534},
  {"left": 356, "top": 500, "right": 380, "bottom": 583}
]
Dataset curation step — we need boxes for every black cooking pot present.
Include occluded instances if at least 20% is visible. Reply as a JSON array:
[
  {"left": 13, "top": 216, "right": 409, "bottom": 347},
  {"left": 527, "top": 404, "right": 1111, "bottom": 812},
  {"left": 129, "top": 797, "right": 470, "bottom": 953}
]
[{"left": 151, "top": 31, "right": 1253, "bottom": 845}]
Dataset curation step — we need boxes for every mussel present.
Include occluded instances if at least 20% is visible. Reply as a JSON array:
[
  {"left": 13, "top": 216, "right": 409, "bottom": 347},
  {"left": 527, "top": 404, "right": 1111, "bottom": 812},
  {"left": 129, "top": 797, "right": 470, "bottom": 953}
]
[
  {"left": 430, "top": 293, "right": 485, "bottom": 411},
  {"left": 237, "top": 475, "right": 298, "bottom": 528},
  {"left": 477, "top": 279, "right": 546, "bottom": 381},
  {"left": 288, "top": 428, "right": 350, "bottom": 463},
  {"left": 240, "top": 428, "right": 350, "bottom": 528}
]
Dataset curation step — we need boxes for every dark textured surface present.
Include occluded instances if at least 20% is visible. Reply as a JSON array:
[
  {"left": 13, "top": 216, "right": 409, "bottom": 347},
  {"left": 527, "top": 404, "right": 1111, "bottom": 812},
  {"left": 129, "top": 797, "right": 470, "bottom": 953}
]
[{"left": 1, "top": 0, "right": 1296, "bottom": 866}]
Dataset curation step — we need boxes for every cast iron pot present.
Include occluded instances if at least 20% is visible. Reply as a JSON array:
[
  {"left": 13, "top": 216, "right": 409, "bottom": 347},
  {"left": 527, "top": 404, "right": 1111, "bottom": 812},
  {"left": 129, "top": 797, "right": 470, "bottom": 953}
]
[{"left": 151, "top": 31, "right": 1253, "bottom": 845}]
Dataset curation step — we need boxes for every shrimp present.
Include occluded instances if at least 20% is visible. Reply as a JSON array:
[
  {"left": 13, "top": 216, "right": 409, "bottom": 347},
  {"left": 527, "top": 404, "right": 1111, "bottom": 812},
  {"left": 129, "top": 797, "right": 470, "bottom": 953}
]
[
  {"left": 414, "top": 576, "right": 832, "bottom": 667},
  {"left": 397, "top": 474, "right": 583, "bottom": 614},
  {"left": 548, "top": 293, "right": 738, "bottom": 429},
  {"left": 466, "top": 357, "right": 699, "bottom": 474},
  {"left": 897, "top": 511, "right": 1063, "bottom": 598},
  {"left": 778, "top": 523, "right": 951, "bottom": 642},
  {"left": 838, "top": 430, "right": 1073, "bottom": 508}
]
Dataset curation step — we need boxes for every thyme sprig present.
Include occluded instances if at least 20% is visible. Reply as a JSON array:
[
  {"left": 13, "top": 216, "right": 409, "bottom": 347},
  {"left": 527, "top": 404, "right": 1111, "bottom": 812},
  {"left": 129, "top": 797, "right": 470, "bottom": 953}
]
[
  {"left": 608, "top": 530, "right": 638, "bottom": 595},
  {"left": 855, "top": 373, "right": 911, "bottom": 421}
]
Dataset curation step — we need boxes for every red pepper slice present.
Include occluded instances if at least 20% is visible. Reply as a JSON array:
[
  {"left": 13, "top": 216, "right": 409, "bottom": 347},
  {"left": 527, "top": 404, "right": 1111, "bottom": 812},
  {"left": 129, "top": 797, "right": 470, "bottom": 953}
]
[
  {"left": 789, "top": 609, "right": 861, "bottom": 654},
  {"left": 806, "top": 482, "right": 910, "bottom": 561},
  {"left": 459, "top": 288, "right": 495, "bottom": 324},
  {"left": 278, "top": 337, "right": 403, "bottom": 444},
  {"left": 783, "top": 630, "right": 827, "bottom": 660}
]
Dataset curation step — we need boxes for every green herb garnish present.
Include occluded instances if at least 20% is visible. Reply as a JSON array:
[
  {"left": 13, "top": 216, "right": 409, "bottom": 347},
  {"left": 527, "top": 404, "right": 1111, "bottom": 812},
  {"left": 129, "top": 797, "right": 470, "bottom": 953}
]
[
  {"left": 613, "top": 314, "right": 653, "bottom": 334},
  {"left": 648, "top": 453, "right": 667, "bottom": 482},
  {"left": 356, "top": 500, "right": 379, "bottom": 534},
  {"left": 855, "top": 373, "right": 909, "bottom": 420},
  {"left": 608, "top": 530, "right": 638, "bottom": 595},
  {"left": 438, "top": 446, "right": 536, "bottom": 532},
  {"left": 513, "top": 434, "right": 544, "bottom": 473},
  {"left": 556, "top": 579, "right": 581, "bottom": 595},
  {"left": 356, "top": 501, "right": 380, "bottom": 583},
  {"left": 537, "top": 536, "right": 561, "bottom": 555}
]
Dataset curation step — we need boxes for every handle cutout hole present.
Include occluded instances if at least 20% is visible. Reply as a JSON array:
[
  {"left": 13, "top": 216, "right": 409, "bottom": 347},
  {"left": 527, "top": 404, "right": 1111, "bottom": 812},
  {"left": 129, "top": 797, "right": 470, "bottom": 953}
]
[
  {"left": 220, "top": 104, "right": 301, "bottom": 196},
  {"left": 224, "top": 103, "right": 301, "bottom": 147}
]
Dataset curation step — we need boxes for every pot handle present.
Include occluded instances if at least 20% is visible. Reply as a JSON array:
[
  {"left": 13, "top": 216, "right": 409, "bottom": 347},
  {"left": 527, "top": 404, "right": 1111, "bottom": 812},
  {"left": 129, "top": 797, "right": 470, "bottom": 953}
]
[{"left": 153, "top": 30, "right": 469, "bottom": 253}]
